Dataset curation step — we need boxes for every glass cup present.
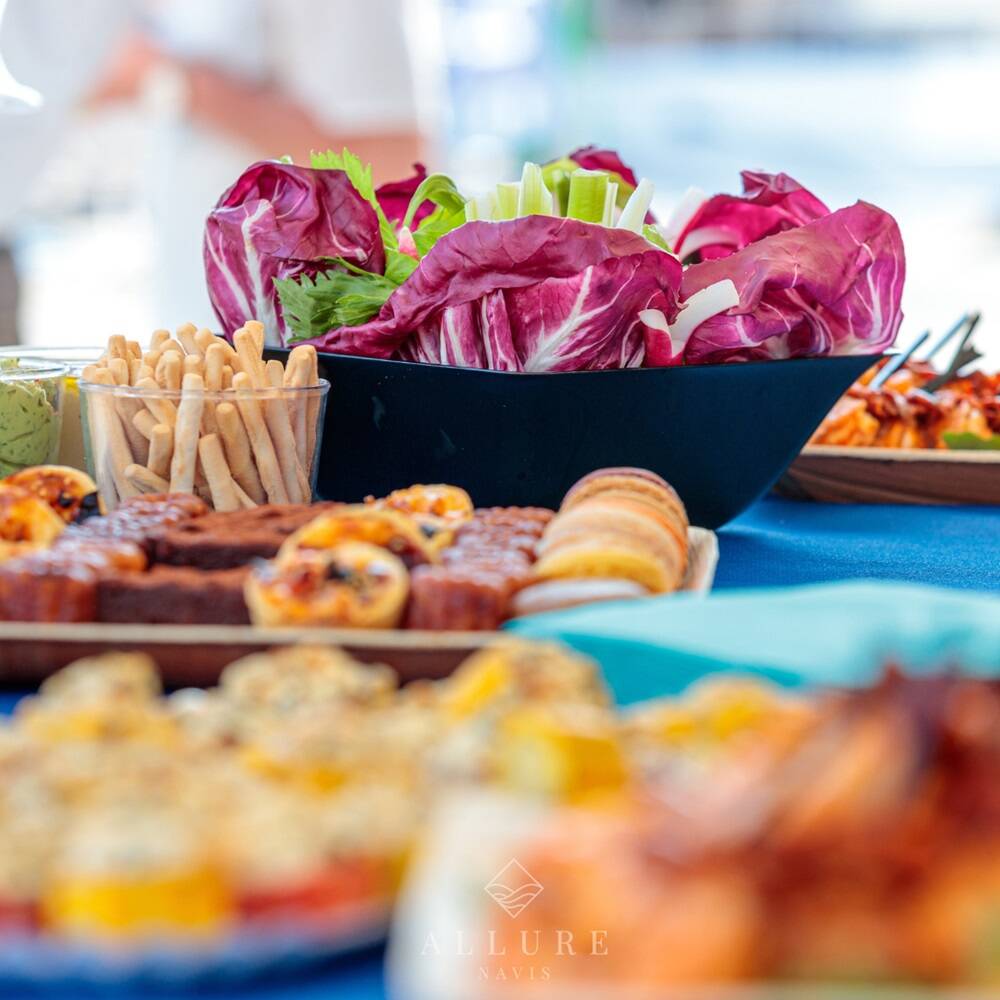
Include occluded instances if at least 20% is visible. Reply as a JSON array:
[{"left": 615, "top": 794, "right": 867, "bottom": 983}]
[
  {"left": 0, "top": 346, "right": 104, "bottom": 470},
  {"left": 0, "top": 360, "right": 67, "bottom": 477},
  {"left": 79, "top": 379, "right": 330, "bottom": 511}
]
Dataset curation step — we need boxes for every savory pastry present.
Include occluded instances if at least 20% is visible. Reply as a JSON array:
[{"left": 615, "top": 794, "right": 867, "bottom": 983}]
[
  {"left": 0, "top": 483, "right": 67, "bottom": 559},
  {"left": 41, "top": 807, "right": 231, "bottom": 940},
  {"left": 220, "top": 645, "right": 396, "bottom": 713},
  {"left": 510, "top": 577, "right": 649, "bottom": 617},
  {"left": 438, "top": 639, "right": 609, "bottom": 721},
  {"left": 378, "top": 483, "right": 473, "bottom": 519},
  {"left": 280, "top": 505, "right": 438, "bottom": 567},
  {"left": 245, "top": 542, "right": 409, "bottom": 629},
  {"left": 3, "top": 465, "right": 100, "bottom": 523}
]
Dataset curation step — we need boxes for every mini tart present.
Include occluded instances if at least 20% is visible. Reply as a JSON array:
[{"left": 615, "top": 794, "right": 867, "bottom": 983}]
[
  {"left": 561, "top": 467, "right": 688, "bottom": 540},
  {"left": 538, "top": 496, "right": 688, "bottom": 589},
  {"left": 0, "top": 484, "right": 66, "bottom": 550},
  {"left": 245, "top": 542, "right": 409, "bottom": 629},
  {"left": 375, "top": 484, "right": 474, "bottom": 523},
  {"left": 279, "top": 505, "right": 440, "bottom": 567},
  {"left": 2, "top": 466, "right": 100, "bottom": 524}
]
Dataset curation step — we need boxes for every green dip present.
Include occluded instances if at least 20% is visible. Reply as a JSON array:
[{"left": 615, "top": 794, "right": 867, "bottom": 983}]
[{"left": 0, "top": 359, "right": 64, "bottom": 477}]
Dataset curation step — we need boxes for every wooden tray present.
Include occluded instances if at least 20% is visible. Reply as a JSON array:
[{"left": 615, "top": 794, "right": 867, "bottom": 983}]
[
  {"left": 0, "top": 529, "right": 718, "bottom": 687},
  {"left": 778, "top": 445, "right": 1000, "bottom": 505}
]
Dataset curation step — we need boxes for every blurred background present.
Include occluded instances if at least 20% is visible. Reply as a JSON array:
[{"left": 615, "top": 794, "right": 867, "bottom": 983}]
[{"left": 0, "top": 0, "right": 998, "bottom": 364}]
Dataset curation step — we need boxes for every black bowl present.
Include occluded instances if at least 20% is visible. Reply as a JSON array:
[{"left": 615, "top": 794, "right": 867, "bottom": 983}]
[{"left": 265, "top": 351, "right": 877, "bottom": 528}]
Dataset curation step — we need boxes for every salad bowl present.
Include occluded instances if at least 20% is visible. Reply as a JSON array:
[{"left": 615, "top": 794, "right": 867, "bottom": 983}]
[{"left": 267, "top": 350, "right": 879, "bottom": 528}]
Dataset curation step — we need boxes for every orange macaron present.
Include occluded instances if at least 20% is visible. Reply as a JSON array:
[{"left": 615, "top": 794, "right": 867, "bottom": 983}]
[{"left": 560, "top": 467, "right": 688, "bottom": 545}]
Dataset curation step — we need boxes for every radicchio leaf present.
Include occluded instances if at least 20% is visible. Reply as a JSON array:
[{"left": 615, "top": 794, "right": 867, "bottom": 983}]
[
  {"left": 375, "top": 163, "right": 434, "bottom": 227},
  {"left": 672, "top": 201, "right": 905, "bottom": 365},
  {"left": 203, "top": 161, "right": 384, "bottom": 345},
  {"left": 675, "top": 171, "right": 830, "bottom": 262},
  {"left": 309, "top": 217, "right": 683, "bottom": 372}
]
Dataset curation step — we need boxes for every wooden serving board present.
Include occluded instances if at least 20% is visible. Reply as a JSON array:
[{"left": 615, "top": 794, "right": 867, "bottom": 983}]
[
  {"left": 0, "top": 529, "right": 718, "bottom": 687},
  {"left": 778, "top": 445, "right": 1000, "bottom": 506}
]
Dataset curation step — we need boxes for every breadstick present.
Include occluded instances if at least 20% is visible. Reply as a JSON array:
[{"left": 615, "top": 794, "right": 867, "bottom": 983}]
[
  {"left": 168, "top": 372, "right": 205, "bottom": 495},
  {"left": 194, "top": 328, "right": 217, "bottom": 356},
  {"left": 108, "top": 357, "right": 130, "bottom": 386},
  {"left": 89, "top": 368, "right": 139, "bottom": 501},
  {"left": 125, "top": 464, "right": 169, "bottom": 495},
  {"left": 137, "top": 363, "right": 154, "bottom": 384},
  {"left": 232, "top": 372, "right": 288, "bottom": 503},
  {"left": 244, "top": 320, "right": 265, "bottom": 355},
  {"left": 197, "top": 434, "right": 240, "bottom": 512},
  {"left": 128, "top": 356, "right": 143, "bottom": 385},
  {"left": 150, "top": 329, "right": 170, "bottom": 350},
  {"left": 161, "top": 339, "right": 185, "bottom": 357},
  {"left": 264, "top": 361, "right": 308, "bottom": 502},
  {"left": 107, "top": 334, "right": 128, "bottom": 361},
  {"left": 234, "top": 327, "right": 265, "bottom": 387},
  {"left": 106, "top": 357, "right": 148, "bottom": 462},
  {"left": 176, "top": 322, "right": 199, "bottom": 356},
  {"left": 81, "top": 364, "right": 103, "bottom": 383},
  {"left": 183, "top": 354, "right": 203, "bottom": 379},
  {"left": 215, "top": 400, "right": 266, "bottom": 504},
  {"left": 158, "top": 352, "right": 182, "bottom": 392},
  {"left": 147, "top": 423, "right": 173, "bottom": 480},
  {"left": 127, "top": 340, "right": 142, "bottom": 360},
  {"left": 132, "top": 409, "right": 157, "bottom": 440},
  {"left": 202, "top": 342, "right": 227, "bottom": 435},
  {"left": 231, "top": 478, "right": 257, "bottom": 510},
  {"left": 285, "top": 345, "right": 316, "bottom": 470},
  {"left": 222, "top": 365, "right": 234, "bottom": 389},
  {"left": 135, "top": 377, "right": 176, "bottom": 426}
]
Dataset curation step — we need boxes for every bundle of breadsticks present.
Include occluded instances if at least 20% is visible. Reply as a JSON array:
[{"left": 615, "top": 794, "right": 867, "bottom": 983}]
[{"left": 82, "top": 322, "right": 323, "bottom": 511}]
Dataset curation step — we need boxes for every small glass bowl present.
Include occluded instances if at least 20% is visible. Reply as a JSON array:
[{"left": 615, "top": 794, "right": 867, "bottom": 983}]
[
  {"left": 0, "top": 347, "right": 105, "bottom": 470},
  {"left": 79, "top": 379, "right": 330, "bottom": 511},
  {"left": 0, "top": 360, "right": 67, "bottom": 477}
]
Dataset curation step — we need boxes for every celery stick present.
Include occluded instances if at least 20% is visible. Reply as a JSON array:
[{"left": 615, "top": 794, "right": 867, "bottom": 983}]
[
  {"left": 566, "top": 169, "right": 608, "bottom": 223},
  {"left": 617, "top": 178, "right": 655, "bottom": 233},
  {"left": 602, "top": 181, "right": 619, "bottom": 226},
  {"left": 517, "top": 162, "right": 553, "bottom": 216},
  {"left": 464, "top": 191, "right": 496, "bottom": 222},
  {"left": 495, "top": 182, "right": 520, "bottom": 221}
]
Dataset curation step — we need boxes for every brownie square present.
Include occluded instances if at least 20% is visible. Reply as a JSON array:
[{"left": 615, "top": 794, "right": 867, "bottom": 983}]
[{"left": 96, "top": 566, "right": 251, "bottom": 625}]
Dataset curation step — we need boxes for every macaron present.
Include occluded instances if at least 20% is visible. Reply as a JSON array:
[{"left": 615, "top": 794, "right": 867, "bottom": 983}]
[
  {"left": 538, "top": 496, "right": 687, "bottom": 590},
  {"left": 511, "top": 578, "right": 649, "bottom": 618},
  {"left": 532, "top": 538, "right": 675, "bottom": 594},
  {"left": 561, "top": 467, "right": 688, "bottom": 542}
]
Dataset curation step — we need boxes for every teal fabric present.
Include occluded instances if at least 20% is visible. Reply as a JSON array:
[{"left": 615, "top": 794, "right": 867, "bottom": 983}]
[{"left": 505, "top": 581, "right": 1000, "bottom": 704}]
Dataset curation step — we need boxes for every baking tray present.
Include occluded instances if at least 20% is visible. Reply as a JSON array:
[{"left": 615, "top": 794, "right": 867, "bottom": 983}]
[
  {"left": 266, "top": 349, "right": 879, "bottom": 529},
  {"left": 778, "top": 445, "right": 1000, "bottom": 505},
  {"left": 0, "top": 529, "right": 717, "bottom": 687}
]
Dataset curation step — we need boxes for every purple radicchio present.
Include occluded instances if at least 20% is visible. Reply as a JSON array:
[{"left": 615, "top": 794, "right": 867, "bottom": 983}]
[
  {"left": 203, "top": 160, "right": 385, "bottom": 345},
  {"left": 309, "top": 217, "right": 683, "bottom": 372},
  {"left": 650, "top": 200, "right": 905, "bottom": 366},
  {"left": 674, "top": 170, "right": 830, "bottom": 262}
]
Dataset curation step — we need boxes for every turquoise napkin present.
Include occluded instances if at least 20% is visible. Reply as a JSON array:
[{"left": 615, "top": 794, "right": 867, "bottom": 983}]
[{"left": 504, "top": 581, "right": 1000, "bottom": 705}]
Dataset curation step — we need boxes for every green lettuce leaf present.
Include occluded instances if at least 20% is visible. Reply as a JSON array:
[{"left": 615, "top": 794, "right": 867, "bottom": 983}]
[
  {"left": 402, "top": 173, "right": 465, "bottom": 230},
  {"left": 942, "top": 431, "right": 1000, "bottom": 451}
]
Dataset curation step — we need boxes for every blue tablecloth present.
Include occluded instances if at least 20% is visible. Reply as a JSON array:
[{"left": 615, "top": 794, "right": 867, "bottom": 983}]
[{"left": 3, "top": 496, "right": 998, "bottom": 1000}]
